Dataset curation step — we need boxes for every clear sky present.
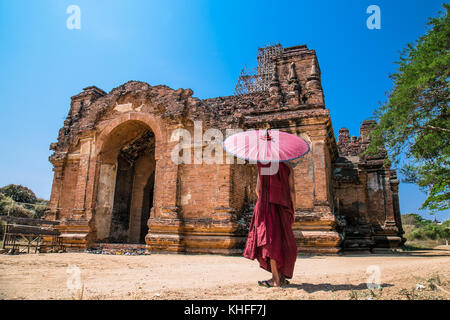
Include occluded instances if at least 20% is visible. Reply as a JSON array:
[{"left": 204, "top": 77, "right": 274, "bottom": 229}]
[{"left": 0, "top": 0, "right": 448, "bottom": 221}]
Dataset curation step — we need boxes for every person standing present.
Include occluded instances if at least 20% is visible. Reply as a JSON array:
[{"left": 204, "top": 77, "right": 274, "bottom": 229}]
[{"left": 243, "top": 161, "right": 298, "bottom": 287}]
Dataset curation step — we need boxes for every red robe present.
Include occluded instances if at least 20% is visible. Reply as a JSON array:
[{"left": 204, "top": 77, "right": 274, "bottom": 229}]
[{"left": 243, "top": 161, "right": 298, "bottom": 279}]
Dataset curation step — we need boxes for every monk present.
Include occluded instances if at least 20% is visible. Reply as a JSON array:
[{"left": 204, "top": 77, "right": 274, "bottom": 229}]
[{"left": 243, "top": 161, "right": 298, "bottom": 287}]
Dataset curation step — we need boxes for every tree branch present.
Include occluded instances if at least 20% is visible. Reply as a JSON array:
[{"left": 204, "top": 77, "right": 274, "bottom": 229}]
[{"left": 419, "top": 125, "right": 450, "bottom": 133}]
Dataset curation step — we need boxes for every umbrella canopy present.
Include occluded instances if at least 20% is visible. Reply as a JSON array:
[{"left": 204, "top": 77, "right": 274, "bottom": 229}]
[{"left": 222, "top": 129, "right": 310, "bottom": 163}]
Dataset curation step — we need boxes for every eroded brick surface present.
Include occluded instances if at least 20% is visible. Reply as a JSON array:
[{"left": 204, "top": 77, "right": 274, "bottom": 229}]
[{"left": 46, "top": 45, "right": 405, "bottom": 254}]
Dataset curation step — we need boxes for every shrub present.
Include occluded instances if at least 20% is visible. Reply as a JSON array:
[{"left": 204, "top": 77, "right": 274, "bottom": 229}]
[
  {"left": 0, "top": 184, "right": 37, "bottom": 204},
  {"left": 403, "top": 213, "right": 450, "bottom": 241},
  {"left": 0, "top": 192, "right": 39, "bottom": 218},
  {"left": 33, "top": 200, "right": 49, "bottom": 219},
  {"left": 408, "top": 228, "right": 425, "bottom": 240},
  {"left": 401, "top": 213, "right": 433, "bottom": 227}
]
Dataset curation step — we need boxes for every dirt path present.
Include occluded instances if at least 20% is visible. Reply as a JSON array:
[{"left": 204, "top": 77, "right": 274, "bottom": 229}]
[{"left": 1, "top": 248, "right": 449, "bottom": 300}]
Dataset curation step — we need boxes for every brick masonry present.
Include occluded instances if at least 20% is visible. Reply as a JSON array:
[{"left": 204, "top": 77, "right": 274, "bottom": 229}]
[{"left": 46, "top": 44, "right": 405, "bottom": 254}]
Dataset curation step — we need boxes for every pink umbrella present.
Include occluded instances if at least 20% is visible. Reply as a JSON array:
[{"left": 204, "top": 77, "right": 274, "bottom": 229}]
[{"left": 223, "top": 129, "right": 310, "bottom": 163}]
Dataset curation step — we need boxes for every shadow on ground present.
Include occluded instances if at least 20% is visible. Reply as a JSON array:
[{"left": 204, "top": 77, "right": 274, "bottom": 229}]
[
  {"left": 284, "top": 282, "right": 394, "bottom": 293},
  {"left": 337, "top": 248, "right": 450, "bottom": 258}
]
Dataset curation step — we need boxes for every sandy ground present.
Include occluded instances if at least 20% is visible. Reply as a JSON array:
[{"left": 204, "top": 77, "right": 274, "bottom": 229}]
[{"left": 1, "top": 247, "right": 449, "bottom": 300}]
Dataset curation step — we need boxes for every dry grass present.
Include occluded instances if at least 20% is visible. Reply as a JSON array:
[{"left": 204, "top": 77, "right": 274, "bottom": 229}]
[{"left": 403, "top": 239, "right": 448, "bottom": 250}]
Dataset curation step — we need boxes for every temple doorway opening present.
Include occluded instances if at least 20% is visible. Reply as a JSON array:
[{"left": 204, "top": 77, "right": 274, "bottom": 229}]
[{"left": 95, "top": 120, "right": 156, "bottom": 244}]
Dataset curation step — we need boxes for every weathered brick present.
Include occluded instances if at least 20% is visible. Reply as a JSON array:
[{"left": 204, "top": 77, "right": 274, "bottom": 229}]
[{"left": 46, "top": 45, "right": 404, "bottom": 254}]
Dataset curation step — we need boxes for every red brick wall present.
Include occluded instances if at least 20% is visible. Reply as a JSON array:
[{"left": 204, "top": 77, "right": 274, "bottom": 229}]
[
  {"left": 179, "top": 163, "right": 220, "bottom": 218},
  {"left": 230, "top": 163, "right": 257, "bottom": 215},
  {"left": 58, "top": 160, "right": 79, "bottom": 219}
]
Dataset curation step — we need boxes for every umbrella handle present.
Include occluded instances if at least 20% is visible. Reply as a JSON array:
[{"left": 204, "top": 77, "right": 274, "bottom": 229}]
[{"left": 264, "top": 129, "right": 272, "bottom": 141}]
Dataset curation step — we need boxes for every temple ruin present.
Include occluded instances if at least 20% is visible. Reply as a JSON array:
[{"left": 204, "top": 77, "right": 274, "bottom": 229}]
[{"left": 46, "top": 44, "right": 405, "bottom": 254}]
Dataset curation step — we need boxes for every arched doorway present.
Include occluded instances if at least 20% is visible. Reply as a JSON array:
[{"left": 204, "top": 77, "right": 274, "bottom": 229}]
[{"left": 95, "top": 120, "right": 156, "bottom": 244}]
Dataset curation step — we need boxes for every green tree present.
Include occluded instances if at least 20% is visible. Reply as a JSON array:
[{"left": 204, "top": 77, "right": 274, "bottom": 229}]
[
  {"left": 0, "top": 186, "right": 49, "bottom": 218},
  {"left": 401, "top": 213, "right": 433, "bottom": 227},
  {"left": 367, "top": 4, "right": 450, "bottom": 213},
  {"left": 0, "top": 184, "right": 37, "bottom": 204},
  {"left": 0, "top": 193, "right": 34, "bottom": 217},
  {"left": 33, "top": 199, "right": 49, "bottom": 219}
]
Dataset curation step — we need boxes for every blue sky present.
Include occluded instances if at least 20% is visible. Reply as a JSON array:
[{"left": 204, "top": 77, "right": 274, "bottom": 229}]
[{"left": 0, "top": 0, "right": 448, "bottom": 221}]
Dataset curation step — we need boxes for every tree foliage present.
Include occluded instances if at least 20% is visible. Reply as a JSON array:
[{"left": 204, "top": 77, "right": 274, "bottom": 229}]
[
  {"left": 401, "top": 213, "right": 434, "bottom": 227},
  {"left": 402, "top": 213, "right": 450, "bottom": 241},
  {"left": 367, "top": 4, "right": 450, "bottom": 212},
  {"left": 0, "top": 193, "right": 34, "bottom": 217},
  {"left": 0, "top": 184, "right": 37, "bottom": 204},
  {"left": 0, "top": 185, "right": 49, "bottom": 219}
]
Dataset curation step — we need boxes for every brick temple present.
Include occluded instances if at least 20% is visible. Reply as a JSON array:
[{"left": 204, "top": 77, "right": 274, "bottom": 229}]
[{"left": 46, "top": 44, "right": 405, "bottom": 254}]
